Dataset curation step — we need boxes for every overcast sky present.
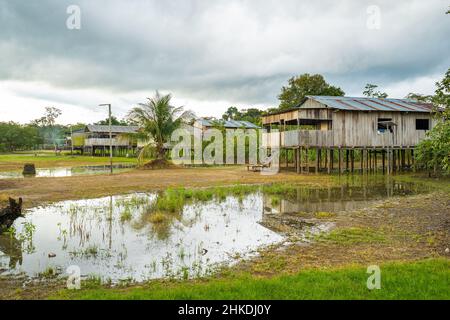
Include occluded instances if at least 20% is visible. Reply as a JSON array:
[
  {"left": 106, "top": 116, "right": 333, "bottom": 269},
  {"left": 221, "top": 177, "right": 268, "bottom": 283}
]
[{"left": 0, "top": 0, "right": 449, "bottom": 124}]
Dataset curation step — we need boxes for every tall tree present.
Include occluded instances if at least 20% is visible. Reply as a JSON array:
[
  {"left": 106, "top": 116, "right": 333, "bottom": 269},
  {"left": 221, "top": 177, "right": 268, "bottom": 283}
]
[
  {"left": 405, "top": 93, "right": 434, "bottom": 103},
  {"left": 363, "top": 84, "right": 388, "bottom": 98},
  {"left": 416, "top": 68, "right": 450, "bottom": 174},
  {"left": 128, "top": 91, "right": 193, "bottom": 163},
  {"left": 222, "top": 107, "right": 263, "bottom": 126},
  {"left": 95, "top": 116, "right": 129, "bottom": 126},
  {"left": 278, "top": 74, "right": 344, "bottom": 110}
]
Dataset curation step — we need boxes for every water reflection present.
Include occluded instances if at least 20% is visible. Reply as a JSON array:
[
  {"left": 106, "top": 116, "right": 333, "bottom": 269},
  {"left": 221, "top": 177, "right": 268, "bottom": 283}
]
[
  {"left": 0, "top": 177, "right": 427, "bottom": 282},
  {"left": 0, "top": 193, "right": 283, "bottom": 282},
  {"left": 0, "top": 164, "right": 135, "bottom": 179},
  {"left": 264, "top": 176, "right": 426, "bottom": 214}
]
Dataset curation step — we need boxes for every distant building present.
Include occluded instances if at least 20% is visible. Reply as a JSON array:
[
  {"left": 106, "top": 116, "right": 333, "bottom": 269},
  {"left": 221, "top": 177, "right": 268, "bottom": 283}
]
[{"left": 71, "top": 125, "right": 140, "bottom": 156}]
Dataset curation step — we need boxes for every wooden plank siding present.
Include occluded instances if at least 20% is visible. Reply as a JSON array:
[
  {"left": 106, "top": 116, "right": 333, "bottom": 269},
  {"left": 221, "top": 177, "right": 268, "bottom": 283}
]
[{"left": 261, "top": 109, "right": 435, "bottom": 148}]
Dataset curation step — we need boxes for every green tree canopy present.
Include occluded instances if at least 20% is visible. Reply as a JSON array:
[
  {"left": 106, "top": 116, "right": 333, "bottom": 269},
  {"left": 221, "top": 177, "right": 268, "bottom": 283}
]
[
  {"left": 0, "top": 122, "right": 41, "bottom": 152},
  {"left": 278, "top": 74, "right": 345, "bottom": 110},
  {"left": 363, "top": 84, "right": 388, "bottom": 98},
  {"left": 222, "top": 107, "right": 263, "bottom": 126},
  {"left": 95, "top": 116, "right": 129, "bottom": 126},
  {"left": 416, "top": 68, "right": 450, "bottom": 174},
  {"left": 128, "top": 91, "right": 193, "bottom": 163}
]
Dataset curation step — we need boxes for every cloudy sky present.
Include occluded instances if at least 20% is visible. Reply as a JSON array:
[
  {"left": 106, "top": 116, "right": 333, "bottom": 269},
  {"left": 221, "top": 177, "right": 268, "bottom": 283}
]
[{"left": 0, "top": 0, "right": 449, "bottom": 124}]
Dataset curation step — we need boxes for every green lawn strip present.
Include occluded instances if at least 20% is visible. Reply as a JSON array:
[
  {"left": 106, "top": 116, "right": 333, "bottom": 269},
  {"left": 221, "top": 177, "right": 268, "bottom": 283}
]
[
  {"left": 0, "top": 153, "right": 136, "bottom": 170},
  {"left": 53, "top": 258, "right": 449, "bottom": 300}
]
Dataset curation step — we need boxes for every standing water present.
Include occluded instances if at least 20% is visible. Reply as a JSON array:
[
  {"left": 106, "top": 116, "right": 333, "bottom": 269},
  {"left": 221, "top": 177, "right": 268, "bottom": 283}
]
[{"left": 0, "top": 177, "right": 428, "bottom": 283}]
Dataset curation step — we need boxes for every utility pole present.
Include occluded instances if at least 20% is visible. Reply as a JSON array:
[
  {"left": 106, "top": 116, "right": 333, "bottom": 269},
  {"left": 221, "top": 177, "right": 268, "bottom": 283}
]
[
  {"left": 70, "top": 125, "right": 74, "bottom": 155},
  {"left": 99, "top": 104, "right": 113, "bottom": 174}
]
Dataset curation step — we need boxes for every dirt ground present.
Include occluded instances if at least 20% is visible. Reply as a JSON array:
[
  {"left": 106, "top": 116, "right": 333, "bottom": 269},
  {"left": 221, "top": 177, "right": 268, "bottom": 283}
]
[
  {"left": 0, "top": 167, "right": 448, "bottom": 299},
  {"left": 0, "top": 166, "right": 332, "bottom": 208}
]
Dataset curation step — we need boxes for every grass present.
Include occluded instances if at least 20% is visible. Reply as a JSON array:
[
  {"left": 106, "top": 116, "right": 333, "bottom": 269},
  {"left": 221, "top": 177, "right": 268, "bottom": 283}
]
[
  {"left": 315, "top": 227, "right": 387, "bottom": 245},
  {"left": 52, "top": 259, "right": 450, "bottom": 300},
  {"left": 0, "top": 152, "right": 137, "bottom": 171},
  {"left": 314, "top": 211, "right": 336, "bottom": 219},
  {"left": 148, "top": 212, "right": 167, "bottom": 224}
]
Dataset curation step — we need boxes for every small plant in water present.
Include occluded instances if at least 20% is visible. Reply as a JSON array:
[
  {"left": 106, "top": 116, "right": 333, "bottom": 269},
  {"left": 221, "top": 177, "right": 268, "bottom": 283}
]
[{"left": 149, "top": 212, "right": 166, "bottom": 224}]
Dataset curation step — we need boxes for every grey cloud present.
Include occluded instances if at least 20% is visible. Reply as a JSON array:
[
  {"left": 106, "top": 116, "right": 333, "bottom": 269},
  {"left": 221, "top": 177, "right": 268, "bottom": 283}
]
[{"left": 0, "top": 0, "right": 449, "bottom": 108}]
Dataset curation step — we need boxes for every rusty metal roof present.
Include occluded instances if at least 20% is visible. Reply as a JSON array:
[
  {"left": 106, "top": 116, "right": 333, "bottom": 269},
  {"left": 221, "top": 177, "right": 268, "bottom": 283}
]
[
  {"left": 305, "top": 96, "right": 434, "bottom": 112},
  {"left": 85, "top": 125, "right": 140, "bottom": 133}
]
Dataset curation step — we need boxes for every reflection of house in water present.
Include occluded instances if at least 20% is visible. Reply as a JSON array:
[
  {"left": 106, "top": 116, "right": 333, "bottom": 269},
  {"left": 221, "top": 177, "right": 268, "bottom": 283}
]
[{"left": 263, "top": 181, "right": 417, "bottom": 214}]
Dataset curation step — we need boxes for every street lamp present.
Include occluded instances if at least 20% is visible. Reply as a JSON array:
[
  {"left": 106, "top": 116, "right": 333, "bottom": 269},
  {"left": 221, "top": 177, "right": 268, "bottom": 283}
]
[{"left": 99, "top": 104, "right": 113, "bottom": 174}]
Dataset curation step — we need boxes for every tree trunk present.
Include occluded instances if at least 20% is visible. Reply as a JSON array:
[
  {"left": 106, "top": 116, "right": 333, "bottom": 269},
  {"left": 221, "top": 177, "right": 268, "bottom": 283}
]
[{"left": 0, "top": 198, "right": 23, "bottom": 232}]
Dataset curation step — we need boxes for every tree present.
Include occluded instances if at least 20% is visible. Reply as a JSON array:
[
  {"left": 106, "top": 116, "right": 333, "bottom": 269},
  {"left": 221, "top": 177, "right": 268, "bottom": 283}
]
[
  {"left": 405, "top": 93, "right": 434, "bottom": 103},
  {"left": 128, "top": 91, "right": 193, "bottom": 163},
  {"left": 0, "top": 122, "right": 41, "bottom": 152},
  {"left": 278, "top": 74, "right": 345, "bottom": 110},
  {"left": 222, "top": 106, "right": 263, "bottom": 126},
  {"left": 95, "top": 116, "right": 129, "bottom": 126},
  {"left": 30, "top": 107, "right": 62, "bottom": 127},
  {"left": 415, "top": 68, "right": 450, "bottom": 174},
  {"left": 222, "top": 107, "right": 241, "bottom": 121},
  {"left": 30, "top": 107, "right": 64, "bottom": 151},
  {"left": 363, "top": 84, "right": 388, "bottom": 98}
]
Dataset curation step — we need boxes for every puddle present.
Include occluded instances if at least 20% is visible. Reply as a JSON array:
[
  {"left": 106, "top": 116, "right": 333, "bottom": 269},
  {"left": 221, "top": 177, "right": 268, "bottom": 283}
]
[
  {"left": 0, "top": 164, "right": 136, "bottom": 179},
  {"left": 0, "top": 193, "right": 284, "bottom": 282},
  {"left": 264, "top": 176, "right": 428, "bottom": 214},
  {"left": 0, "top": 177, "right": 428, "bottom": 283}
]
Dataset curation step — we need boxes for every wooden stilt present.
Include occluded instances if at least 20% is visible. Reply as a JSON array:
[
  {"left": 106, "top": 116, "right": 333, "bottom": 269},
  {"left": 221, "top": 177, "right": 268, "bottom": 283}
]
[
  {"left": 315, "top": 148, "right": 320, "bottom": 174},
  {"left": 338, "top": 148, "right": 342, "bottom": 175}
]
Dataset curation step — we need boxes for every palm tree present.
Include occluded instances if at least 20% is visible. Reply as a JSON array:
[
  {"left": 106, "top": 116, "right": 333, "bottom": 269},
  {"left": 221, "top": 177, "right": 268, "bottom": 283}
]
[{"left": 128, "top": 91, "right": 193, "bottom": 165}]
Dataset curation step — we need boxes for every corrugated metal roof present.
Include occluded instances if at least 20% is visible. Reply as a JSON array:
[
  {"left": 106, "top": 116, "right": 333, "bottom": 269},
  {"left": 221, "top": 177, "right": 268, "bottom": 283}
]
[
  {"left": 85, "top": 125, "right": 140, "bottom": 133},
  {"left": 305, "top": 96, "right": 434, "bottom": 113},
  {"left": 198, "top": 118, "right": 260, "bottom": 129}
]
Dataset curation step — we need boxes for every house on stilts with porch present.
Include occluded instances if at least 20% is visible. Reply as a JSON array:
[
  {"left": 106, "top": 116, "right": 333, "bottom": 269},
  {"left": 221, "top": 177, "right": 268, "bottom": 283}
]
[{"left": 261, "top": 96, "right": 437, "bottom": 174}]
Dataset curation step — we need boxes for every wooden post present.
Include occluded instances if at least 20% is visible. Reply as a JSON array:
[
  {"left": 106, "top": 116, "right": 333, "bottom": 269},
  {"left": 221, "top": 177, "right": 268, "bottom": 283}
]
[
  {"left": 382, "top": 150, "right": 386, "bottom": 174},
  {"left": 360, "top": 149, "right": 364, "bottom": 173},
  {"left": 412, "top": 149, "right": 416, "bottom": 172},
  {"left": 365, "top": 148, "right": 369, "bottom": 173},
  {"left": 373, "top": 149, "right": 378, "bottom": 172},
  {"left": 350, "top": 149, "right": 355, "bottom": 173},
  {"left": 299, "top": 147, "right": 303, "bottom": 174},
  {"left": 327, "top": 149, "right": 331, "bottom": 174},
  {"left": 305, "top": 148, "right": 309, "bottom": 174},
  {"left": 296, "top": 148, "right": 300, "bottom": 174},
  {"left": 315, "top": 148, "right": 320, "bottom": 174},
  {"left": 328, "top": 148, "right": 334, "bottom": 173},
  {"left": 338, "top": 148, "right": 342, "bottom": 175},
  {"left": 345, "top": 149, "right": 349, "bottom": 173}
]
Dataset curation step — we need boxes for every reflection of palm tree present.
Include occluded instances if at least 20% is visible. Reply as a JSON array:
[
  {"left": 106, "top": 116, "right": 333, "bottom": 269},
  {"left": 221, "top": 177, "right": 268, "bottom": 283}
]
[{"left": 0, "top": 234, "right": 23, "bottom": 269}]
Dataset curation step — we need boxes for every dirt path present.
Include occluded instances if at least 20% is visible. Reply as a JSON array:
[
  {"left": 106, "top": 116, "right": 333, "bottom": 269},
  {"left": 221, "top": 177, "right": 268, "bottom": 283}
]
[{"left": 0, "top": 167, "right": 332, "bottom": 208}]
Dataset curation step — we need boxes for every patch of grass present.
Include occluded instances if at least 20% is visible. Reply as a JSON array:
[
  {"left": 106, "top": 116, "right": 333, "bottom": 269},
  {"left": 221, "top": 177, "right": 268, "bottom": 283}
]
[
  {"left": 314, "top": 211, "right": 336, "bottom": 219},
  {"left": 52, "top": 259, "right": 450, "bottom": 300},
  {"left": 120, "top": 208, "right": 132, "bottom": 222},
  {"left": 315, "top": 227, "right": 387, "bottom": 245},
  {"left": 148, "top": 212, "right": 167, "bottom": 224}
]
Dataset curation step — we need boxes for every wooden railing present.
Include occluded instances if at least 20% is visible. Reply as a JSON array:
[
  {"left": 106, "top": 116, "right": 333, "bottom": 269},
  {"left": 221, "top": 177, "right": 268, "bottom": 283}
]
[{"left": 84, "top": 138, "right": 131, "bottom": 147}]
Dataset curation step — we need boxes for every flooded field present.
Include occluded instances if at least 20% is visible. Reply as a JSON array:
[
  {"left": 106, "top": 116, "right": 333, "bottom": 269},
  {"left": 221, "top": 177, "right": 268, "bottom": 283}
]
[
  {"left": 0, "top": 177, "right": 429, "bottom": 283},
  {"left": 0, "top": 164, "right": 136, "bottom": 179}
]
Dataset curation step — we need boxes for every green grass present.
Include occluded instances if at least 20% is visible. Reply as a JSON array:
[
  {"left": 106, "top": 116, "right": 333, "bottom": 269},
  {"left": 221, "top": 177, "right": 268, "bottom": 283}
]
[
  {"left": 52, "top": 259, "right": 449, "bottom": 300},
  {"left": 0, "top": 152, "right": 136, "bottom": 171},
  {"left": 315, "top": 227, "right": 387, "bottom": 245}
]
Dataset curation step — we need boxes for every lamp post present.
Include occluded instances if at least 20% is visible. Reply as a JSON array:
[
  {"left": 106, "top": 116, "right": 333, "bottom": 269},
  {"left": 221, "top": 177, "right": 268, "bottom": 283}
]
[{"left": 99, "top": 104, "right": 113, "bottom": 174}]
